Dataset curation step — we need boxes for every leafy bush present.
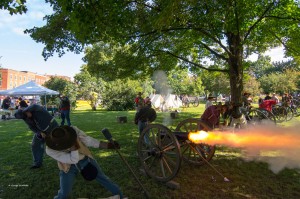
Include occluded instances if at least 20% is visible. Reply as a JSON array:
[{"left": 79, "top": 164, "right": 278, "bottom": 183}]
[{"left": 101, "top": 80, "right": 136, "bottom": 111}]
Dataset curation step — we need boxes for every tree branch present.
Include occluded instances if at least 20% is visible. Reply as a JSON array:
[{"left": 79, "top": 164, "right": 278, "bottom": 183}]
[
  {"left": 159, "top": 50, "right": 229, "bottom": 73},
  {"left": 272, "top": 33, "right": 300, "bottom": 55},
  {"left": 193, "top": 27, "right": 231, "bottom": 56},
  {"left": 199, "top": 41, "right": 229, "bottom": 61},
  {"left": 243, "top": 3, "right": 275, "bottom": 42},
  {"left": 131, "top": 26, "right": 231, "bottom": 59},
  {"left": 233, "top": 0, "right": 240, "bottom": 36},
  {"left": 265, "top": 15, "right": 300, "bottom": 22}
]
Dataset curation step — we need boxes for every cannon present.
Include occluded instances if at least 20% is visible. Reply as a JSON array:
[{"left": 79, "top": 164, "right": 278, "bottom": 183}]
[{"left": 137, "top": 118, "right": 216, "bottom": 183}]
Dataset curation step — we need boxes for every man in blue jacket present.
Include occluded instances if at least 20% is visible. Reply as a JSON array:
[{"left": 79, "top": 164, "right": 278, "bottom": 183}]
[{"left": 15, "top": 104, "right": 59, "bottom": 169}]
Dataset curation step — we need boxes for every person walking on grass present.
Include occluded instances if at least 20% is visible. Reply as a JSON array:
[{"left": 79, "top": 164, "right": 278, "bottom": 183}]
[
  {"left": 59, "top": 95, "right": 71, "bottom": 126},
  {"left": 14, "top": 104, "right": 59, "bottom": 169},
  {"left": 134, "top": 97, "right": 157, "bottom": 136},
  {"left": 45, "top": 125, "right": 124, "bottom": 199}
]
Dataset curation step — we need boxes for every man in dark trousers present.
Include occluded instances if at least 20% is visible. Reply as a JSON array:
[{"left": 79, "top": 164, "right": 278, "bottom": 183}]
[
  {"left": 59, "top": 95, "right": 71, "bottom": 126},
  {"left": 14, "top": 104, "right": 59, "bottom": 169},
  {"left": 134, "top": 98, "right": 157, "bottom": 136}
]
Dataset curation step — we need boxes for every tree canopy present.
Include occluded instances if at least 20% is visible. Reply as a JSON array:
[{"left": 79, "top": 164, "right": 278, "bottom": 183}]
[
  {"left": 24, "top": 0, "right": 300, "bottom": 104},
  {"left": 0, "top": 0, "right": 27, "bottom": 15},
  {"left": 43, "top": 76, "right": 78, "bottom": 108}
]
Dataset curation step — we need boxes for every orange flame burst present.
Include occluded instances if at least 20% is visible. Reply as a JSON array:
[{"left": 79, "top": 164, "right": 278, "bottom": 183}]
[
  {"left": 188, "top": 130, "right": 209, "bottom": 141},
  {"left": 188, "top": 125, "right": 300, "bottom": 173}
]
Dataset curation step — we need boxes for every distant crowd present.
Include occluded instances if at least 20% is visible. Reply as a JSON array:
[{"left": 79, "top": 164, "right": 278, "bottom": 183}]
[
  {"left": 1, "top": 96, "right": 37, "bottom": 110},
  {"left": 1, "top": 96, "right": 31, "bottom": 119}
]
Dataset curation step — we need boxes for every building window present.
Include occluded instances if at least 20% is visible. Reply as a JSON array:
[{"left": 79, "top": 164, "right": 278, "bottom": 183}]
[{"left": 10, "top": 74, "right": 12, "bottom": 79}]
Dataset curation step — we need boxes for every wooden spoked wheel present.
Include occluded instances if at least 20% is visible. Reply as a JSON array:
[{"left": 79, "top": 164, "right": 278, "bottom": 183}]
[
  {"left": 285, "top": 106, "right": 294, "bottom": 121},
  {"left": 247, "top": 109, "right": 276, "bottom": 126},
  {"left": 192, "top": 97, "right": 200, "bottom": 107},
  {"left": 175, "top": 118, "right": 215, "bottom": 166},
  {"left": 272, "top": 105, "right": 287, "bottom": 123},
  {"left": 138, "top": 124, "right": 182, "bottom": 182}
]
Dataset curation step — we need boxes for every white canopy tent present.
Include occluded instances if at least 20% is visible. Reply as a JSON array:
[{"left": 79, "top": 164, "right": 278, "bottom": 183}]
[
  {"left": 150, "top": 94, "right": 182, "bottom": 111},
  {"left": 0, "top": 81, "right": 59, "bottom": 106},
  {"left": 164, "top": 94, "right": 182, "bottom": 109},
  {"left": 149, "top": 94, "right": 164, "bottom": 109}
]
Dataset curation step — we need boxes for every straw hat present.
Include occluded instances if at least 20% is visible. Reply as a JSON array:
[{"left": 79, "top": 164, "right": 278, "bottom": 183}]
[{"left": 46, "top": 126, "right": 77, "bottom": 151}]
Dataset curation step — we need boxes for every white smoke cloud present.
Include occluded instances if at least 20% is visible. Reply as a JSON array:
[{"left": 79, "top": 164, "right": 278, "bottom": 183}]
[
  {"left": 152, "top": 70, "right": 173, "bottom": 126},
  {"left": 152, "top": 70, "right": 172, "bottom": 96}
]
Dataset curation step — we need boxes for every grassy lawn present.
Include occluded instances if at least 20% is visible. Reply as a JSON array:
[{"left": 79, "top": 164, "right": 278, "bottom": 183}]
[{"left": 0, "top": 102, "right": 300, "bottom": 199}]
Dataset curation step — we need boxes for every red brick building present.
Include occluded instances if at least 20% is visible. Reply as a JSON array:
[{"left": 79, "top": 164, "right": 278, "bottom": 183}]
[{"left": 0, "top": 68, "right": 71, "bottom": 90}]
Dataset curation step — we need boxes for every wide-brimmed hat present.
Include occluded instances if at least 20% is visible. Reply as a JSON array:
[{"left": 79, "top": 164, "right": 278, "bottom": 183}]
[
  {"left": 207, "top": 95, "right": 215, "bottom": 99},
  {"left": 14, "top": 109, "right": 25, "bottom": 119},
  {"left": 46, "top": 126, "right": 77, "bottom": 151}
]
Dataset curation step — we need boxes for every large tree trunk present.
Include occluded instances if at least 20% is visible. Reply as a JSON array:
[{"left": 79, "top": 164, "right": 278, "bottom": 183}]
[{"left": 227, "top": 33, "right": 243, "bottom": 105}]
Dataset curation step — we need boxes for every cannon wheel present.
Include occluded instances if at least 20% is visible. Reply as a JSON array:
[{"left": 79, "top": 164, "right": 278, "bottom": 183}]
[
  {"left": 138, "top": 124, "right": 182, "bottom": 182},
  {"left": 255, "top": 108, "right": 277, "bottom": 125},
  {"left": 175, "top": 118, "right": 215, "bottom": 165},
  {"left": 272, "top": 105, "right": 287, "bottom": 123},
  {"left": 192, "top": 97, "right": 200, "bottom": 107}
]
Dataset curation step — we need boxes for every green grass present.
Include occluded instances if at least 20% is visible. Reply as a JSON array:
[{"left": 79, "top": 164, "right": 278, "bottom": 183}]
[{"left": 1, "top": 103, "right": 300, "bottom": 199}]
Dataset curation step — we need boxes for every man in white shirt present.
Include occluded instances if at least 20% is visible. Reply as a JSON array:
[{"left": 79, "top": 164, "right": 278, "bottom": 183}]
[
  {"left": 45, "top": 125, "right": 123, "bottom": 199},
  {"left": 271, "top": 93, "right": 279, "bottom": 104},
  {"left": 205, "top": 95, "right": 214, "bottom": 110}
]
